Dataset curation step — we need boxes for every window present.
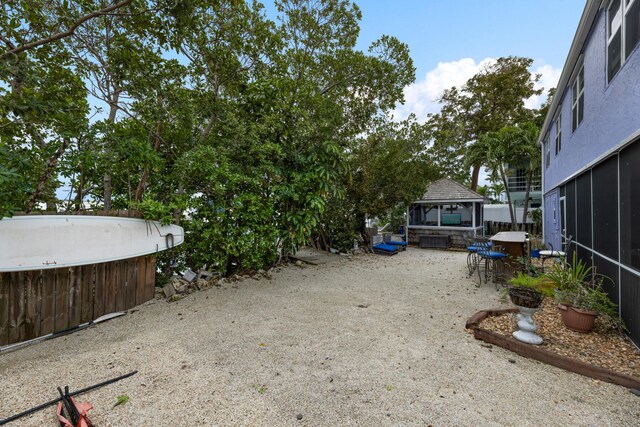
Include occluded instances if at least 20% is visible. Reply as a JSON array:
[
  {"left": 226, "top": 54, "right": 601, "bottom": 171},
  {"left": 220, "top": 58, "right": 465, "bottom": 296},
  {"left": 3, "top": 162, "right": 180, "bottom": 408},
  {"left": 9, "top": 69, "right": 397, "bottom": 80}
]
[
  {"left": 608, "top": 0, "right": 640, "bottom": 82},
  {"left": 554, "top": 113, "right": 562, "bottom": 155},
  {"left": 571, "top": 66, "right": 584, "bottom": 132},
  {"left": 626, "top": 0, "right": 640, "bottom": 58},
  {"left": 439, "top": 203, "right": 473, "bottom": 227},
  {"left": 545, "top": 135, "right": 550, "bottom": 168},
  {"left": 609, "top": 0, "right": 623, "bottom": 81}
]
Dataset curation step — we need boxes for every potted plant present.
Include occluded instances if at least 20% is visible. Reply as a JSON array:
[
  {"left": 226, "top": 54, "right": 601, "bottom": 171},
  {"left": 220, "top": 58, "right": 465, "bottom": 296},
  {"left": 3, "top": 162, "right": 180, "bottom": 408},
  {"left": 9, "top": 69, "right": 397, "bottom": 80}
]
[
  {"left": 506, "top": 273, "right": 545, "bottom": 308},
  {"left": 505, "top": 273, "right": 549, "bottom": 345},
  {"left": 546, "top": 254, "right": 623, "bottom": 333}
]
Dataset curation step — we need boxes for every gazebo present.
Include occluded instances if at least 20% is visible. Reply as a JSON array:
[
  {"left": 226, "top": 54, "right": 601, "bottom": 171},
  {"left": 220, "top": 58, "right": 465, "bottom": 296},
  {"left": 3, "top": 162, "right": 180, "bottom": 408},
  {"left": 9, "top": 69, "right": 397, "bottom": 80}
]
[{"left": 407, "top": 178, "right": 488, "bottom": 248}]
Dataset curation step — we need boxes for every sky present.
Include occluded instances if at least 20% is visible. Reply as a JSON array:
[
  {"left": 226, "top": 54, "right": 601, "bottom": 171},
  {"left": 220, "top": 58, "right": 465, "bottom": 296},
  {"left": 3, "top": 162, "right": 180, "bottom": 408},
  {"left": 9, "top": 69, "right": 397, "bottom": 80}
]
[{"left": 349, "top": 0, "right": 586, "bottom": 121}]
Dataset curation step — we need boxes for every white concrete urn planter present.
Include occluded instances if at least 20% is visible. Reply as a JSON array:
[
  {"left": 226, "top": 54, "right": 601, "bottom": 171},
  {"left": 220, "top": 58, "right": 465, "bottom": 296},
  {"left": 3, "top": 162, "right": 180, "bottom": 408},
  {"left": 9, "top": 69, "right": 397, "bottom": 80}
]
[
  {"left": 513, "top": 306, "right": 543, "bottom": 345},
  {"left": 507, "top": 287, "right": 544, "bottom": 345}
]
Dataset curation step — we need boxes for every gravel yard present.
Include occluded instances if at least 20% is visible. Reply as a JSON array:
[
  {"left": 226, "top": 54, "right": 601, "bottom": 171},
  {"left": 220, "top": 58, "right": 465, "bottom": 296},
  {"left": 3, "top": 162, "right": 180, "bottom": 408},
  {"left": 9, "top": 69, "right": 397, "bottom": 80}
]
[{"left": 1, "top": 249, "right": 639, "bottom": 426}]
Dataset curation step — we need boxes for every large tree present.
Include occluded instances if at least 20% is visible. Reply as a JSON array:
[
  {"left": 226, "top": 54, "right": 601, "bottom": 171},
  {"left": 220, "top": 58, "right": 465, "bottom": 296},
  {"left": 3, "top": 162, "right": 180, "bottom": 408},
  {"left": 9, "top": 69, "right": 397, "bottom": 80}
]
[
  {"left": 0, "top": 0, "right": 423, "bottom": 274},
  {"left": 470, "top": 122, "right": 540, "bottom": 230},
  {"left": 430, "top": 56, "right": 542, "bottom": 190}
]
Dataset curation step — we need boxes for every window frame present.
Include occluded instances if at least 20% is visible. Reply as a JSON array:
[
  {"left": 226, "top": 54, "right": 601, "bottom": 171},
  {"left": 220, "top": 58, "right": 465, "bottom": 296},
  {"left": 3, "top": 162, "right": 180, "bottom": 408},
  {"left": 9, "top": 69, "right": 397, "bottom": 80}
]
[
  {"left": 626, "top": 0, "right": 640, "bottom": 57},
  {"left": 555, "top": 113, "right": 562, "bottom": 155},
  {"left": 607, "top": 0, "right": 640, "bottom": 82},
  {"left": 545, "top": 134, "right": 550, "bottom": 168},
  {"left": 571, "top": 65, "right": 585, "bottom": 132}
]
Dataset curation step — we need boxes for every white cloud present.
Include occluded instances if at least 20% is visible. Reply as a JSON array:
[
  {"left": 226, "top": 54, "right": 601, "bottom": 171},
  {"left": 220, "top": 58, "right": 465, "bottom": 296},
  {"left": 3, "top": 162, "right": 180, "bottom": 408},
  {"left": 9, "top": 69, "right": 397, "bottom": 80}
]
[
  {"left": 392, "top": 58, "right": 562, "bottom": 122},
  {"left": 392, "top": 57, "right": 495, "bottom": 122},
  {"left": 524, "top": 63, "right": 562, "bottom": 109}
]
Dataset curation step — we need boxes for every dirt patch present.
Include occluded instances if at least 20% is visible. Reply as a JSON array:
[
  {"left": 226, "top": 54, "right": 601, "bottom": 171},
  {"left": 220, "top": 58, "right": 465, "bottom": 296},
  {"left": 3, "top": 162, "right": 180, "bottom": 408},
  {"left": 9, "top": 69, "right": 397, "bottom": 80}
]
[{"left": 480, "top": 298, "right": 640, "bottom": 378}]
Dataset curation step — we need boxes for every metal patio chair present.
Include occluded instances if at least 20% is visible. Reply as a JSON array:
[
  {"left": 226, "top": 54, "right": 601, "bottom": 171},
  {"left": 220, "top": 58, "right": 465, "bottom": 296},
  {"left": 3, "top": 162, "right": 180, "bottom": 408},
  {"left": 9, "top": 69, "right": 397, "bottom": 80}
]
[
  {"left": 475, "top": 238, "right": 507, "bottom": 289},
  {"left": 540, "top": 235, "right": 573, "bottom": 271}
]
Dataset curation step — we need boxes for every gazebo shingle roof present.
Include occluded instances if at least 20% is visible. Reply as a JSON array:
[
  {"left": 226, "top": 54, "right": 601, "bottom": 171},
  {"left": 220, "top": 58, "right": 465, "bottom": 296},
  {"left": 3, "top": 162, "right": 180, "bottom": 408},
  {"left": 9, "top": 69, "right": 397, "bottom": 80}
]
[{"left": 419, "top": 178, "right": 487, "bottom": 202}]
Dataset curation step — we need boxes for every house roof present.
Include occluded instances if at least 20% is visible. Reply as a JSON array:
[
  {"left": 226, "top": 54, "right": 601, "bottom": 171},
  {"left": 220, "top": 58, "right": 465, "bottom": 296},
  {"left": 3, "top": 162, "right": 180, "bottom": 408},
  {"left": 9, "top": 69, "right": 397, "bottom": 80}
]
[
  {"left": 538, "top": 0, "right": 600, "bottom": 144},
  {"left": 418, "top": 178, "right": 487, "bottom": 202}
]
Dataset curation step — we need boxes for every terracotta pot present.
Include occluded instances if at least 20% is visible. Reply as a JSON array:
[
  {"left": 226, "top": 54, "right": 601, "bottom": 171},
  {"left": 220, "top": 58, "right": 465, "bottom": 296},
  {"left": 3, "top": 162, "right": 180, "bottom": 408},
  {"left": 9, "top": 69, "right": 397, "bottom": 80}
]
[{"left": 558, "top": 304, "right": 597, "bottom": 333}]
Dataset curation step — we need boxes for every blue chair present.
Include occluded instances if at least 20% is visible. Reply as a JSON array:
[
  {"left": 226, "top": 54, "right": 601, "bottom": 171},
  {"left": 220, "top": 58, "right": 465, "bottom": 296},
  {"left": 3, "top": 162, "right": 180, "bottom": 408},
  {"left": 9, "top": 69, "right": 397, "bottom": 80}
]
[
  {"left": 372, "top": 242, "right": 398, "bottom": 255},
  {"left": 386, "top": 240, "right": 408, "bottom": 251},
  {"left": 371, "top": 235, "right": 398, "bottom": 256},
  {"left": 475, "top": 239, "right": 507, "bottom": 289},
  {"left": 466, "top": 236, "right": 492, "bottom": 277}
]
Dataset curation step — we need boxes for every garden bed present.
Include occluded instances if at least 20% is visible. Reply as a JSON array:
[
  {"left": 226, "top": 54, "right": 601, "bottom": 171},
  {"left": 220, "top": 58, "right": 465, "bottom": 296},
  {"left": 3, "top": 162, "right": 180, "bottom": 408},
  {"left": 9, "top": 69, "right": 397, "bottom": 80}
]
[{"left": 466, "top": 299, "right": 640, "bottom": 389}]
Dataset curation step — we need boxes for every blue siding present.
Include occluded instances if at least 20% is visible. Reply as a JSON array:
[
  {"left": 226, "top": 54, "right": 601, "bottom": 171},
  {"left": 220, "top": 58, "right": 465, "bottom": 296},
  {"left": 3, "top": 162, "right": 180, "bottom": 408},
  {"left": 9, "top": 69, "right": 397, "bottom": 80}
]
[
  {"left": 544, "top": 9, "right": 640, "bottom": 191},
  {"left": 541, "top": 4, "right": 640, "bottom": 347},
  {"left": 543, "top": 188, "right": 560, "bottom": 250}
]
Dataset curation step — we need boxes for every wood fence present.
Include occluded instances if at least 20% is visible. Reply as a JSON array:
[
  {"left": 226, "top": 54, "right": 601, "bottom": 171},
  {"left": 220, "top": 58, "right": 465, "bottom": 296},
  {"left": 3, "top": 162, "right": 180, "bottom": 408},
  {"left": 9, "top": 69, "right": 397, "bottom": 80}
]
[
  {"left": 1, "top": 210, "right": 156, "bottom": 347},
  {"left": 0, "top": 255, "right": 156, "bottom": 347},
  {"left": 484, "top": 221, "right": 542, "bottom": 236}
]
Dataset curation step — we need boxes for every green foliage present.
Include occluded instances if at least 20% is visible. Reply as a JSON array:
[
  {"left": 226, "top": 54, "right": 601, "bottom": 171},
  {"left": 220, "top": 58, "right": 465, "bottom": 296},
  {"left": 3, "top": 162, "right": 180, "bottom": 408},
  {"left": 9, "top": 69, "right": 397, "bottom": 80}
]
[
  {"left": 547, "top": 254, "right": 625, "bottom": 330},
  {"left": 313, "top": 115, "right": 434, "bottom": 251},
  {"left": 472, "top": 122, "right": 540, "bottom": 229},
  {"left": 528, "top": 209, "right": 543, "bottom": 230},
  {"left": 429, "top": 57, "right": 544, "bottom": 189},
  {"left": 508, "top": 272, "right": 554, "bottom": 297},
  {"left": 545, "top": 253, "right": 592, "bottom": 291},
  {"left": 0, "top": 143, "right": 31, "bottom": 216},
  {"left": 1, "top": 0, "right": 424, "bottom": 274},
  {"left": 133, "top": 198, "right": 184, "bottom": 226}
]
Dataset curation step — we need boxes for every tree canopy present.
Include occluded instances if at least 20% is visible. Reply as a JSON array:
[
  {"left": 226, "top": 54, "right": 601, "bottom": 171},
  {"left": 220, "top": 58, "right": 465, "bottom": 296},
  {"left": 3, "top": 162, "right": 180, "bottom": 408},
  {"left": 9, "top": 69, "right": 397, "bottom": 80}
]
[
  {"left": 428, "top": 56, "right": 542, "bottom": 189},
  {"left": 1, "top": 0, "right": 435, "bottom": 273}
]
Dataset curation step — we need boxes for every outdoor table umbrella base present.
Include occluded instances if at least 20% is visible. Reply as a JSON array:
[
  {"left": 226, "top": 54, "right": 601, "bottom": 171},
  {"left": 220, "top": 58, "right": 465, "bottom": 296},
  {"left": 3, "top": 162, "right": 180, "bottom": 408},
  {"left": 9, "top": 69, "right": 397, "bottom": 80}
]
[{"left": 512, "top": 306, "right": 543, "bottom": 345}]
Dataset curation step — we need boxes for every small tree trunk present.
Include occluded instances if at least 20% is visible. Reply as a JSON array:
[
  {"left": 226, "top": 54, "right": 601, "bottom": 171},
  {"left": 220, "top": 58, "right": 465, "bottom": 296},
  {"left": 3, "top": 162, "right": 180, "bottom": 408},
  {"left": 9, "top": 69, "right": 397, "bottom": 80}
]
[
  {"left": 103, "top": 88, "right": 120, "bottom": 210},
  {"left": 499, "top": 165, "right": 517, "bottom": 231},
  {"left": 103, "top": 173, "right": 112, "bottom": 210},
  {"left": 25, "top": 138, "right": 71, "bottom": 213},
  {"left": 74, "top": 172, "right": 85, "bottom": 211},
  {"left": 134, "top": 121, "right": 163, "bottom": 202},
  {"left": 521, "top": 169, "right": 533, "bottom": 231},
  {"left": 470, "top": 162, "right": 481, "bottom": 191}
]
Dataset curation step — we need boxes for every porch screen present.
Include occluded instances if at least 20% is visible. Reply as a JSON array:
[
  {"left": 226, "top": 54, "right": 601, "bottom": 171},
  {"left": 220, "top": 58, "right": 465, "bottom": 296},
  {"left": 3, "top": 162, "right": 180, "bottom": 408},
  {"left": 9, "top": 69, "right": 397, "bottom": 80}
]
[
  {"left": 565, "top": 180, "right": 576, "bottom": 242},
  {"left": 593, "top": 155, "right": 619, "bottom": 261},
  {"left": 576, "top": 171, "right": 592, "bottom": 248},
  {"left": 620, "top": 140, "right": 640, "bottom": 271}
]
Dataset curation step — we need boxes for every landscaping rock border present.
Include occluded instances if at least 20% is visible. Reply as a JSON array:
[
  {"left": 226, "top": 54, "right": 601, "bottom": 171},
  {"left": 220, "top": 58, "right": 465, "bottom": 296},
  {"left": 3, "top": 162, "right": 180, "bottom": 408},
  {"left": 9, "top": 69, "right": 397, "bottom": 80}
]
[{"left": 465, "top": 308, "right": 640, "bottom": 390}]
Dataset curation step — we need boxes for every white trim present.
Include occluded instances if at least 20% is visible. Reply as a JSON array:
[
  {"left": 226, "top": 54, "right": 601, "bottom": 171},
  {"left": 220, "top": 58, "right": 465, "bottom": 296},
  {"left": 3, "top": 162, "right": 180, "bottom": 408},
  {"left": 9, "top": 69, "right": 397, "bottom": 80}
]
[
  {"left": 555, "top": 113, "right": 562, "bottom": 155},
  {"left": 560, "top": 196, "right": 566, "bottom": 240},
  {"left": 406, "top": 205, "right": 409, "bottom": 240},
  {"left": 472, "top": 202, "right": 476, "bottom": 229},
  {"left": 413, "top": 199, "right": 486, "bottom": 204},
  {"left": 607, "top": 0, "right": 624, "bottom": 82},
  {"left": 573, "top": 239, "right": 640, "bottom": 277},
  {"left": 571, "top": 65, "right": 585, "bottom": 132},
  {"left": 607, "top": 0, "right": 640, "bottom": 82},
  {"left": 542, "top": 141, "right": 546, "bottom": 242},
  {"left": 617, "top": 151, "right": 622, "bottom": 310},
  {"left": 408, "top": 225, "right": 483, "bottom": 231},
  {"left": 591, "top": 170, "right": 595, "bottom": 271},
  {"left": 544, "top": 134, "right": 551, "bottom": 168}
]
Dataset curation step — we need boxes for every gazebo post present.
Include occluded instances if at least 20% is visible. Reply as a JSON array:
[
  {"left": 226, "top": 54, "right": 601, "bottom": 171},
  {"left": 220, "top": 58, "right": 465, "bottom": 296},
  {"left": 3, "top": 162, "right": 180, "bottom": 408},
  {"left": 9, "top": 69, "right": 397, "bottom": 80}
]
[{"left": 472, "top": 202, "right": 476, "bottom": 231}]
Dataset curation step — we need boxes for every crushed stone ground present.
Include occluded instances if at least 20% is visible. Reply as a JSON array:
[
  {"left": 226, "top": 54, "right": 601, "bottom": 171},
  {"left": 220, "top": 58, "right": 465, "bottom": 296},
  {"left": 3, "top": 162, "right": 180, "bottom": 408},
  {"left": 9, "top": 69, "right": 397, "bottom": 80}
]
[{"left": 1, "top": 249, "right": 639, "bottom": 426}]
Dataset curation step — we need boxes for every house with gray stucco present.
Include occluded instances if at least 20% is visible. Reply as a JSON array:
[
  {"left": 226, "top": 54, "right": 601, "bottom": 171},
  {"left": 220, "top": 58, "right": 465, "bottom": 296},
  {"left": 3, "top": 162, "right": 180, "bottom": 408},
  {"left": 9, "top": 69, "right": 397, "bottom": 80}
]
[{"left": 540, "top": 0, "right": 640, "bottom": 344}]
